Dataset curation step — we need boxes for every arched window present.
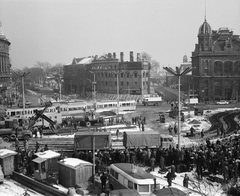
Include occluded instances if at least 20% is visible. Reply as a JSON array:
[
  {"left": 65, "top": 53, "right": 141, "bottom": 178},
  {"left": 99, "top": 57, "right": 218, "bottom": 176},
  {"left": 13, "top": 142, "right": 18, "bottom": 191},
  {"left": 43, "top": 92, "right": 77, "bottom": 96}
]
[
  {"left": 234, "top": 61, "right": 240, "bottom": 76},
  {"left": 121, "top": 72, "right": 124, "bottom": 78},
  {"left": 214, "top": 61, "right": 223, "bottom": 76},
  {"left": 134, "top": 72, "right": 138, "bottom": 78},
  {"left": 224, "top": 61, "right": 233, "bottom": 76},
  {"left": 204, "top": 60, "right": 209, "bottom": 75}
]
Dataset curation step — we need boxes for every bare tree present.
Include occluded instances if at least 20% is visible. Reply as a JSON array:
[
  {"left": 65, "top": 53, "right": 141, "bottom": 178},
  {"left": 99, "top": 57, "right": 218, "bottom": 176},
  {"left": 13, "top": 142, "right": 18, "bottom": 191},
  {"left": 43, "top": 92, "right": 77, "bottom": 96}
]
[
  {"left": 141, "top": 52, "right": 160, "bottom": 78},
  {"left": 189, "top": 173, "right": 223, "bottom": 196}
]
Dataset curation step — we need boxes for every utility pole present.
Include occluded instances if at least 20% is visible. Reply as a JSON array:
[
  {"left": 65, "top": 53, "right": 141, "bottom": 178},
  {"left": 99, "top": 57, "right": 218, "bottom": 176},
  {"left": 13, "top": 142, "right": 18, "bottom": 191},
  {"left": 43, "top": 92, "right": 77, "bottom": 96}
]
[
  {"left": 163, "top": 66, "right": 192, "bottom": 150},
  {"left": 15, "top": 72, "right": 30, "bottom": 119},
  {"left": 88, "top": 71, "right": 96, "bottom": 104}
]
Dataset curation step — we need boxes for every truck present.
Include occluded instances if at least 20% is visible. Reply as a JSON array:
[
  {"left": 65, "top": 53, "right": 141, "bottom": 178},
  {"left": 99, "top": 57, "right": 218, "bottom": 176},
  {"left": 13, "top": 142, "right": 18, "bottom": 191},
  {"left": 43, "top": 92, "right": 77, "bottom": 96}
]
[
  {"left": 184, "top": 98, "right": 198, "bottom": 105},
  {"left": 74, "top": 132, "right": 111, "bottom": 150},
  {"left": 123, "top": 131, "right": 175, "bottom": 149},
  {"left": 0, "top": 128, "right": 32, "bottom": 142},
  {"left": 142, "top": 97, "right": 162, "bottom": 106}
]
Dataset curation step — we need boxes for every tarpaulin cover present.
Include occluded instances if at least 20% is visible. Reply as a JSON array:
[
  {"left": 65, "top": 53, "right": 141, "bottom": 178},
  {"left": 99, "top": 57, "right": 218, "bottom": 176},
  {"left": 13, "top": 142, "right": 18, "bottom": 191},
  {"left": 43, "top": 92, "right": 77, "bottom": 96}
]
[
  {"left": 123, "top": 131, "right": 161, "bottom": 148},
  {"left": 74, "top": 132, "right": 111, "bottom": 150}
]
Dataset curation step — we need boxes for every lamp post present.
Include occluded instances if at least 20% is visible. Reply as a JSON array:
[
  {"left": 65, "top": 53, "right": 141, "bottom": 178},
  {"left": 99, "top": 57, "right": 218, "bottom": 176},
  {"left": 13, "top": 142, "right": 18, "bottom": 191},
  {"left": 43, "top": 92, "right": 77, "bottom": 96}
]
[
  {"left": 14, "top": 71, "right": 30, "bottom": 119},
  {"left": 88, "top": 71, "right": 96, "bottom": 104},
  {"left": 113, "top": 69, "right": 122, "bottom": 115},
  {"left": 163, "top": 66, "right": 192, "bottom": 150}
]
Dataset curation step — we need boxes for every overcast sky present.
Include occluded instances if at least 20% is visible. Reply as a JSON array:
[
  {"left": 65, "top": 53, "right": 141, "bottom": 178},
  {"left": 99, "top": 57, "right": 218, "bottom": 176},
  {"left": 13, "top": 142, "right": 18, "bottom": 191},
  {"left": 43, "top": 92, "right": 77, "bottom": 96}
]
[{"left": 0, "top": 0, "right": 240, "bottom": 69}]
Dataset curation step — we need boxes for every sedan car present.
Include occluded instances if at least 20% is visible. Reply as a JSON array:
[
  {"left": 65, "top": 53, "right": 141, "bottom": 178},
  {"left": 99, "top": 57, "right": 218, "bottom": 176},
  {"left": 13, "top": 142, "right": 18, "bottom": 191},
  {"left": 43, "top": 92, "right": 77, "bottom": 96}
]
[{"left": 216, "top": 100, "right": 229, "bottom": 105}]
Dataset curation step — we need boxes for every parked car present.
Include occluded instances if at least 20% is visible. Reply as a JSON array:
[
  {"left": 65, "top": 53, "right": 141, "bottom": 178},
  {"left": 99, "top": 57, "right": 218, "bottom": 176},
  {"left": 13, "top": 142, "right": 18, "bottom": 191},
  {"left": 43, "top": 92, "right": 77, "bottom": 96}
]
[{"left": 216, "top": 100, "right": 229, "bottom": 105}]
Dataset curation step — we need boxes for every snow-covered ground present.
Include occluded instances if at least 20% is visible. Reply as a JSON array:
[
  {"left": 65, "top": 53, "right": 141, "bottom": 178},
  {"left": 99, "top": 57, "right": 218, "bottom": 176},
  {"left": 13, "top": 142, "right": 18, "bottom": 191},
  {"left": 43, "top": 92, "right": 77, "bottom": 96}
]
[{"left": 1, "top": 107, "right": 239, "bottom": 195}]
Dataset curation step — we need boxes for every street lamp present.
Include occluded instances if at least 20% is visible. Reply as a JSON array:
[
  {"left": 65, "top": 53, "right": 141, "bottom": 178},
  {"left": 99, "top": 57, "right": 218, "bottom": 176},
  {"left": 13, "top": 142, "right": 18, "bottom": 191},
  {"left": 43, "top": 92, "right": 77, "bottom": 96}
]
[
  {"left": 88, "top": 71, "right": 96, "bottom": 104},
  {"left": 163, "top": 66, "right": 192, "bottom": 150},
  {"left": 14, "top": 71, "right": 30, "bottom": 119},
  {"left": 113, "top": 69, "right": 122, "bottom": 115}
]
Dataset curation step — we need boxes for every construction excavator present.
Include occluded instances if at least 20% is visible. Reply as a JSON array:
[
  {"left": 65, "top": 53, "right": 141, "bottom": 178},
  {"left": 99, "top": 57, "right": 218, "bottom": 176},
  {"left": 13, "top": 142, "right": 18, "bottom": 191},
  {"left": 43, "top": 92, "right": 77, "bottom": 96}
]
[{"left": 28, "top": 101, "right": 58, "bottom": 133}]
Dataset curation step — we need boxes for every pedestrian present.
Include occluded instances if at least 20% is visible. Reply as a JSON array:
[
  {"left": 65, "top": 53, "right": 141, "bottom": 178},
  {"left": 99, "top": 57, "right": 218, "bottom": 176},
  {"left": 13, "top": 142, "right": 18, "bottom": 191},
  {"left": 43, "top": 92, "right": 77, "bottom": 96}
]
[
  {"left": 116, "top": 129, "right": 119, "bottom": 138},
  {"left": 183, "top": 174, "right": 189, "bottom": 188},
  {"left": 24, "top": 138, "right": 29, "bottom": 151},
  {"left": 39, "top": 126, "right": 43, "bottom": 138},
  {"left": 100, "top": 172, "right": 107, "bottom": 191},
  {"left": 174, "top": 123, "right": 177, "bottom": 135},
  {"left": 33, "top": 126, "right": 38, "bottom": 138},
  {"left": 142, "top": 121, "right": 145, "bottom": 132},
  {"left": 168, "top": 125, "right": 172, "bottom": 135},
  {"left": 44, "top": 144, "right": 49, "bottom": 151},
  {"left": 166, "top": 169, "right": 172, "bottom": 187},
  {"left": 35, "top": 141, "right": 39, "bottom": 153},
  {"left": 201, "top": 129, "right": 204, "bottom": 138},
  {"left": 150, "top": 155, "right": 156, "bottom": 172}
]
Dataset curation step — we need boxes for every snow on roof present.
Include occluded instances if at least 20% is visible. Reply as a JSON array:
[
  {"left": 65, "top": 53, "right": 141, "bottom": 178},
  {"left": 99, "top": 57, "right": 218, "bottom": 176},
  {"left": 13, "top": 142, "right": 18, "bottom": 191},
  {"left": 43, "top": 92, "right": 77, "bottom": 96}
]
[
  {"left": 35, "top": 150, "right": 60, "bottom": 159},
  {"left": 0, "top": 149, "right": 17, "bottom": 159},
  {"left": 59, "top": 158, "right": 93, "bottom": 168}
]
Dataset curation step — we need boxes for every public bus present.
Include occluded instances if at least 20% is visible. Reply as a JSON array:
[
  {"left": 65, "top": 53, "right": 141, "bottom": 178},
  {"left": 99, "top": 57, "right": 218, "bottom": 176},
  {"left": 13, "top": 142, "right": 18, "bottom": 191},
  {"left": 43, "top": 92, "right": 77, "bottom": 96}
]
[
  {"left": 96, "top": 100, "right": 136, "bottom": 113},
  {"left": 108, "top": 163, "right": 160, "bottom": 196}
]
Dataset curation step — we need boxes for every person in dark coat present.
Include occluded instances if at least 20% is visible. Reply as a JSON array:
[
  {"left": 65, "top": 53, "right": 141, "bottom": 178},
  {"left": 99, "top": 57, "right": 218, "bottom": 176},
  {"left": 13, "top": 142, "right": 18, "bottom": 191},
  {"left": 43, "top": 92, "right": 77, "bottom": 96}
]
[
  {"left": 100, "top": 172, "right": 107, "bottom": 191},
  {"left": 166, "top": 169, "right": 172, "bottom": 187},
  {"left": 183, "top": 174, "right": 189, "bottom": 188}
]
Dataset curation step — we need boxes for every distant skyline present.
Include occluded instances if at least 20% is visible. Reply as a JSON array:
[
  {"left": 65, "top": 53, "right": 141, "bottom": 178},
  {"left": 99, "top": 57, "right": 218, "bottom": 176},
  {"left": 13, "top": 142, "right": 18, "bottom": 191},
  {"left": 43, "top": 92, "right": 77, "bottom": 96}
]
[{"left": 0, "top": 0, "right": 240, "bottom": 70}]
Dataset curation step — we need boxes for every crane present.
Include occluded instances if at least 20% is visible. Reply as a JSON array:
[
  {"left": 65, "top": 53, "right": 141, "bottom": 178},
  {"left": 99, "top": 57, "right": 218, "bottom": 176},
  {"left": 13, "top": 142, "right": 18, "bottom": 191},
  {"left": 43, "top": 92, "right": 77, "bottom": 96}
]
[{"left": 28, "top": 101, "right": 57, "bottom": 132}]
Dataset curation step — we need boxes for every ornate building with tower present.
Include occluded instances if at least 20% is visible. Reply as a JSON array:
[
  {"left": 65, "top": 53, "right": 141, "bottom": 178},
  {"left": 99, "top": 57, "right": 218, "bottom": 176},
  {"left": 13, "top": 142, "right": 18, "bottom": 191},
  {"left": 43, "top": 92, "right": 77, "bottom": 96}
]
[
  {"left": 192, "top": 18, "right": 240, "bottom": 102},
  {"left": 0, "top": 22, "right": 11, "bottom": 90}
]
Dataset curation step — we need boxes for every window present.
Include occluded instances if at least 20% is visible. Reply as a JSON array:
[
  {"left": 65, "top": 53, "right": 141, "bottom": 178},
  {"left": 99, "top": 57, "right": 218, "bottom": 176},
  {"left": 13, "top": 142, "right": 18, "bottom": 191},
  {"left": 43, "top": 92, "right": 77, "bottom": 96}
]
[
  {"left": 143, "top": 72, "right": 145, "bottom": 77},
  {"left": 115, "top": 81, "right": 117, "bottom": 86},
  {"left": 135, "top": 82, "right": 137, "bottom": 86},
  {"left": 127, "top": 82, "right": 129, "bottom": 86},
  {"left": 134, "top": 72, "right": 138, "bottom": 78},
  {"left": 105, "top": 81, "right": 108, "bottom": 86},
  {"left": 114, "top": 171, "right": 119, "bottom": 179},
  {"left": 121, "top": 73, "right": 124, "bottom": 78},
  {"left": 128, "top": 181, "right": 134, "bottom": 189},
  {"left": 139, "top": 184, "right": 149, "bottom": 192},
  {"left": 143, "top": 81, "right": 145, "bottom": 86},
  {"left": 121, "top": 81, "right": 123, "bottom": 86},
  {"left": 126, "top": 73, "right": 129, "bottom": 78}
]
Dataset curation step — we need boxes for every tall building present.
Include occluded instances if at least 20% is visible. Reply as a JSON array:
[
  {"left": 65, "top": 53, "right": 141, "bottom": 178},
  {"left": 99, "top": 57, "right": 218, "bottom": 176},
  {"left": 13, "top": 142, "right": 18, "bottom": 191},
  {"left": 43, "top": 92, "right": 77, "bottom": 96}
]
[
  {"left": 63, "top": 51, "right": 151, "bottom": 97},
  {"left": 192, "top": 18, "right": 240, "bottom": 102},
  {"left": 0, "top": 22, "right": 11, "bottom": 89}
]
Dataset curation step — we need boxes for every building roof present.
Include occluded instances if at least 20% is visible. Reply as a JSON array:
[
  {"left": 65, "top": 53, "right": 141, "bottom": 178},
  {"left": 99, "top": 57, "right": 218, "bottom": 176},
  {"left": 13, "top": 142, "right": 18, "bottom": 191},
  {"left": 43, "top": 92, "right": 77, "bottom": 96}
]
[
  {"left": 198, "top": 19, "right": 212, "bottom": 35},
  {"left": 0, "top": 149, "right": 17, "bottom": 159},
  {"left": 65, "top": 56, "right": 94, "bottom": 66},
  {"left": 113, "top": 163, "right": 155, "bottom": 180},
  {"left": 35, "top": 150, "right": 60, "bottom": 159},
  {"left": 58, "top": 158, "right": 93, "bottom": 168}
]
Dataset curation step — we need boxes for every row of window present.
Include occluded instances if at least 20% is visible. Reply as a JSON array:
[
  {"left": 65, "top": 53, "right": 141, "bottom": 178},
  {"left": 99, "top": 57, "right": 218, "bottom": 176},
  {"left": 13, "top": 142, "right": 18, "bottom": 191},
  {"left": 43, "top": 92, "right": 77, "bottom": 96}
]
[
  {"left": 96, "top": 81, "right": 147, "bottom": 87},
  {"left": 95, "top": 72, "right": 149, "bottom": 78},
  {"left": 203, "top": 61, "right": 240, "bottom": 76}
]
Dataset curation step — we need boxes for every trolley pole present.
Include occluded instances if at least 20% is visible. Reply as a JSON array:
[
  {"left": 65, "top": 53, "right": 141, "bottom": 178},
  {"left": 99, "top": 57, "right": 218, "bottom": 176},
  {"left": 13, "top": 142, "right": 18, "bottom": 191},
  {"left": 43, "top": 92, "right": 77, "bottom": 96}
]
[{"left": 163, "top": 66, "right": 192, "bottom": 150}]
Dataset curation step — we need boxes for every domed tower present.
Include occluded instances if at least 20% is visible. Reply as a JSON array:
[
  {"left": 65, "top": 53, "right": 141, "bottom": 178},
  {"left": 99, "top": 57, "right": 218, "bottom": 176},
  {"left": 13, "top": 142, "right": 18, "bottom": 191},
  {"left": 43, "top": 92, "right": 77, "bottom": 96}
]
[
  {"left": 198, "top": 19, "right": 212, "bottom": 51},
  {"left": 183, "top": 55, "right": 188, "bottom": 63}
]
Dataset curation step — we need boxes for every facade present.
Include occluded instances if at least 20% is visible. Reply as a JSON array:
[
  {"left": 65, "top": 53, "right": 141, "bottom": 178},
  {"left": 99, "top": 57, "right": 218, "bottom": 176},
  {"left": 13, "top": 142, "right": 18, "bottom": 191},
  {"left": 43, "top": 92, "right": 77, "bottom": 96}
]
[
  {"left": 63, "top": 51, "right": 151, "bottom": 97},
  {"left": 0, "top": 22, "right": 11, "bottom": 89},
  {"left": 63, "top": 56, "right": 94, "bottom": 95},
  {"left": 192, "top": 18, "right": 240, "bottom": 102}
]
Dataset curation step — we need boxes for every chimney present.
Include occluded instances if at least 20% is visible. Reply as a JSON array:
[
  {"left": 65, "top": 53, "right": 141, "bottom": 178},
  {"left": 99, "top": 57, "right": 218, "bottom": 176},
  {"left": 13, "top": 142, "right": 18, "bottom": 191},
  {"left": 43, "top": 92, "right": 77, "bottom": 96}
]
[
  {"left": 130, "top": 51, "right": 134, "bottom": 62},
  {"left": 113, "top": 52, "right": 116, "bottom": 59},
  {"left": 108, "top": 53, "right": 112, "bottom": 59},
  {"left": 120, "top": 52, "right": 124, "bottom": 62},
  {"left": 137, "top": 53, "right": 141, "bottom": 61}
]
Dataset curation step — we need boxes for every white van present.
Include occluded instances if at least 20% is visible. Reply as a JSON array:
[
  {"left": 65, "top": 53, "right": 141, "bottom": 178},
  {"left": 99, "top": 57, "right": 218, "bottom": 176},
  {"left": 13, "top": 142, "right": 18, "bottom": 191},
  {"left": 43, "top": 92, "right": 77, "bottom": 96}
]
[{"left": 142, "top": 97, "right": 162, "bottom": 106}]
